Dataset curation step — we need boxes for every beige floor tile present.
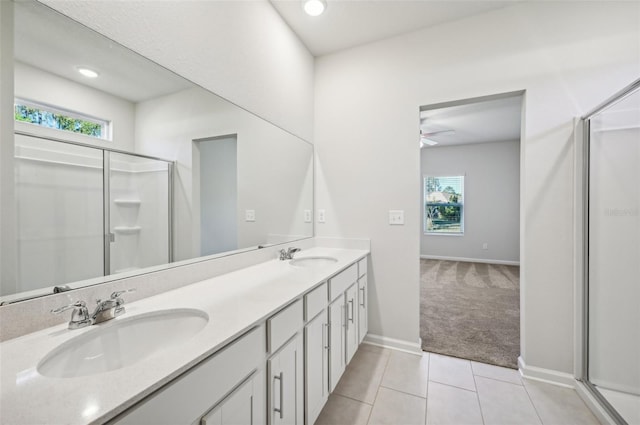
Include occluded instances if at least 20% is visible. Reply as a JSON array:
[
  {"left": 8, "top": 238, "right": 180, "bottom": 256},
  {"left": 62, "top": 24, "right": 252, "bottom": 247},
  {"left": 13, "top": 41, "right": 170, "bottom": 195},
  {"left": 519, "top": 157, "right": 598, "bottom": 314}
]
[
  {"left": 334, "top": 345, "right": 390, "bottom": 404},
  {"left": 524, "top": 379, "right": 600, "bottom": 425},
  {"left": 426, "top": 381, "right": 484, "bottom": 425},
  {"left": 315, "top": 394, "right": 372, "bottom": 425},
  {"left": 368, "top": 387, "right": 427, "bottom": 425},
  {"left": 428, "top": 353, "right": 476, "bottom": 391},
  {"left": 471, "top": 361, "right": 522, "bottom": 385},
  {"left": 381, "top": 351, "right": 429, "bottom": 398},
  {"left": 475, "top": 376, "right": 542, "bottom": 424}
]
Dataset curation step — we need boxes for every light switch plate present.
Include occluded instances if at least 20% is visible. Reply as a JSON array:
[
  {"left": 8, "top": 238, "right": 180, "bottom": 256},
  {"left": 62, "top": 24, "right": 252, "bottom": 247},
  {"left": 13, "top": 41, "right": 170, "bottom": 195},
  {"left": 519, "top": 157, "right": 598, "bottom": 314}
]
[
  {"left": 304, "top": 210, "right": 312, "bottom": 223},
  {"left": 318, "top": 209, "right": 326, "bottom": 223},
  {"left": 389, "top": 210, "right": 404, "bottom": 225},
  {"left": 245, "top": 209, "right": 255, "bottom": 222}
]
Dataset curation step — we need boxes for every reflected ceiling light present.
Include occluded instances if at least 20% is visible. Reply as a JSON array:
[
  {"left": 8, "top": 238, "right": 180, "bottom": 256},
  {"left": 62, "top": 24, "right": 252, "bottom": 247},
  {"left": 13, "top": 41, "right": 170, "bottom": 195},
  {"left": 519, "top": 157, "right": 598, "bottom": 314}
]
[
  {"left": 77, "top": 67, "right": 99, "bottom": 78},
  {"left": 303, "top": 0, "right": 326, "bottom": 16}
]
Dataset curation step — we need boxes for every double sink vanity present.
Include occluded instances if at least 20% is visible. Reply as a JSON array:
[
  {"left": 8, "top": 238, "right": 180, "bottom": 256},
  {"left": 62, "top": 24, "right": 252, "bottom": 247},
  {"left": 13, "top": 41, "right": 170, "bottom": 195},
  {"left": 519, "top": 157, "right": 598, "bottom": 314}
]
[{"left": 0, "top": 246, "right": 370, "bottom": 425}]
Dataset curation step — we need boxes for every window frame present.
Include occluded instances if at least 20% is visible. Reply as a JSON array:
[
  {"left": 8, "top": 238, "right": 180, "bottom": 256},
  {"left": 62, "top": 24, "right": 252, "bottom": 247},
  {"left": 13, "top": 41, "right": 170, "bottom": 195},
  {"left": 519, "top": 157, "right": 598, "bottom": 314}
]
[
  {"left": 423, "top": 175, "right": 465, "bottom": 235},
  {"left": 14, "top": 98, "right": 112, "bottom": 141}
]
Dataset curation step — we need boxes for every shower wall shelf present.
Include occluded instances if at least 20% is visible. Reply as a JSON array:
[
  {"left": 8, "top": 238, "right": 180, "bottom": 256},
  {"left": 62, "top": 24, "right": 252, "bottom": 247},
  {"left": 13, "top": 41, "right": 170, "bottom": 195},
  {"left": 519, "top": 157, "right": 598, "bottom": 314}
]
[{"left": 113, "top": 226, "right": 142, "bottom": 235}]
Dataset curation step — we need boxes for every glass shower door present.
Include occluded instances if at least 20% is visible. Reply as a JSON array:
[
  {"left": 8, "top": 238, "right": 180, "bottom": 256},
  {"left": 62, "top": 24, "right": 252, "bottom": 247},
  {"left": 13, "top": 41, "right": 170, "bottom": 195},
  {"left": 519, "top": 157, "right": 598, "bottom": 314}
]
[
  {"left": 587, "top": 85, "right": 640, "bottom": 424},
  {"left": 14, "top": 134, "right": 104, "bottom": 293},
  {"left": 107, "top": 152, "right": 171, "bottom": 275}
]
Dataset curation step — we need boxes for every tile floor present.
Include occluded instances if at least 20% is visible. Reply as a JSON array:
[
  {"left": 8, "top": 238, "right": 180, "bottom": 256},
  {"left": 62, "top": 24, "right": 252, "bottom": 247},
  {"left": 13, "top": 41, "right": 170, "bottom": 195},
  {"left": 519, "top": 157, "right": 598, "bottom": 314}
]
[{"left": 315, "top": 344, "right": 601, "bottom": 425}]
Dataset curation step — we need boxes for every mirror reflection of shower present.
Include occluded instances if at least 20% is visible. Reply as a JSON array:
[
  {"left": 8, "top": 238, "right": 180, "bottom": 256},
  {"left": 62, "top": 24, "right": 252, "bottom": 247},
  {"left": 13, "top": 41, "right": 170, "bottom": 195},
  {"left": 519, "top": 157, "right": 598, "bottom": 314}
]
[
  {"left": 12, "top": 133, "right": 172, "bottom": 298},
  {"left": 583, "top": 79, "right": 640, "bottom": 425}
]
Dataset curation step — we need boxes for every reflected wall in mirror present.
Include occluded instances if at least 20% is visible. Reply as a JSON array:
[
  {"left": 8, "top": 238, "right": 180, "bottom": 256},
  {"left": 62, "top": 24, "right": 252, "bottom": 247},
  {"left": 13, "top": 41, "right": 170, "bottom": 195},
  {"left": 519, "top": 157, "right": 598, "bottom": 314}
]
[{"left": 1, "top": 1, "right": 313, "bottom": 303}]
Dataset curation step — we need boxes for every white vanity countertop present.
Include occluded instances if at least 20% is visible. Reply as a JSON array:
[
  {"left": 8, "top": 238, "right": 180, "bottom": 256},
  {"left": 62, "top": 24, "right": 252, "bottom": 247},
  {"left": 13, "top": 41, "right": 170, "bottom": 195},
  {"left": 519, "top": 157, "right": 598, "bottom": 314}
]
[{"left": 0, "top": 247, "right": 368, "bottom": 425}]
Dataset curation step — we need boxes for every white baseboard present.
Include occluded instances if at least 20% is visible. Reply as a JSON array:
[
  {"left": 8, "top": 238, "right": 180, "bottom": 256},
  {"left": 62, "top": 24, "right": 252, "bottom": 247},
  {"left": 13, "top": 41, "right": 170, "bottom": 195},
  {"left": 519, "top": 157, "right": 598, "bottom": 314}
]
[
  {"left": 363, "top": 334, "right": 423, "bottom": 355},
  {"left": 517, "top": 356, "right": 575, "bottom": 388},
  {"left": 421, "top": 254, "right": 520, "bottom": 266}
]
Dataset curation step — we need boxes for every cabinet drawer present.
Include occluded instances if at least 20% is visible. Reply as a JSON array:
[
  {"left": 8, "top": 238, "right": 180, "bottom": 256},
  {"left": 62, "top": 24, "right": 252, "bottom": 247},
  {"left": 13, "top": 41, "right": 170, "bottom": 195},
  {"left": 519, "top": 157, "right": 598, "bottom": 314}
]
[
  {"left": 113, "top": 325, "right": 265, "bottom": 425},
  {"left": 329, "top": 264, "right": 357, "bottom": 301},
  {"left": 267, "top": 299, "right": 303, "bottom": 353},
  {"left": 305, "top": 282, "right": 328, "bottom": 321},
  {"left": 358, "top": 257, "right": 368, "bottom": 278}
]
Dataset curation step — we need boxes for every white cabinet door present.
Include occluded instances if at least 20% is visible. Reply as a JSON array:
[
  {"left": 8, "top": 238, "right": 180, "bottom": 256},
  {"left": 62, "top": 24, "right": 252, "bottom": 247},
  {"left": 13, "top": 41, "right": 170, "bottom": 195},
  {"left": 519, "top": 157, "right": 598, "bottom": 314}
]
[
  {"left": 268, "top": 334, "right": 303, "bottom": 425},
  {"left": 345, "top": 283, "right": 359, "bottom": 364},
  {"left": 304, "top": 311, "right": 329, "bottom": 425},
  {"left": 201, "top": 371, "right": 265, "bottom": 425},
  {"left": 358, "top": 276, "right": 368, "bottom": 344},
  {"left": 328, "top": 296, "right": 345, "bottom": 392}
]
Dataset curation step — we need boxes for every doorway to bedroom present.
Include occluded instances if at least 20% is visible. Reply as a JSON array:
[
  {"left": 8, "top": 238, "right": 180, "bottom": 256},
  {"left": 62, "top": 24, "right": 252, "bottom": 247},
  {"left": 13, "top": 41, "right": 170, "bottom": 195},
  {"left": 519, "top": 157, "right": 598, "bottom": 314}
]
[{"left": 419, "top": 91, "right": 523, "bottom": 369}]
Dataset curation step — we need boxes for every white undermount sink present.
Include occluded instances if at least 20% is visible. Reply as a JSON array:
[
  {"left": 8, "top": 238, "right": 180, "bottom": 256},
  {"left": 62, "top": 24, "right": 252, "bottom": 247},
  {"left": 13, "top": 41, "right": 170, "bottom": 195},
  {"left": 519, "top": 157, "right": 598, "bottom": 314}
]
[
  {"left": 37, "top": 308, "right": 208, "bottom": 378},
  {"left": 289, "top": 256, "right": 338, "bottom": 268}
]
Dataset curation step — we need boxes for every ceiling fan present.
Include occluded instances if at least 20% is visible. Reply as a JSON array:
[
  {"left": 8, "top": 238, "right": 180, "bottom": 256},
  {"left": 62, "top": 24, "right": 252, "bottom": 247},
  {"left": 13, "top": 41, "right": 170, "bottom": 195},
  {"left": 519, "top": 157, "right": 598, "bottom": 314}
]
[{"left": 419, "top": 129, "right": 455, "bottom": 148}]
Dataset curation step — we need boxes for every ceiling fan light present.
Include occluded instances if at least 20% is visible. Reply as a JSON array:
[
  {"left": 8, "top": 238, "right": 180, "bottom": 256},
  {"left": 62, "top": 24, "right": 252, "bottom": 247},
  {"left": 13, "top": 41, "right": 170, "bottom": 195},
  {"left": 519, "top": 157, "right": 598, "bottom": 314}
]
[{"left": 303, "top": 0, "right": 326, "bottom": 16}]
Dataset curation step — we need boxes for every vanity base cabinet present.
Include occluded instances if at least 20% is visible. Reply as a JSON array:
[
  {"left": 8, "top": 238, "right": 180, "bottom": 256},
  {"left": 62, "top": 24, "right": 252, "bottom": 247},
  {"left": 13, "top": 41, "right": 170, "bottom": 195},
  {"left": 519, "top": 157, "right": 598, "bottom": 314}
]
[
  {"left": 111, "top": 325, "right": 265, "bottom": 425},
  {"left": 200, "top": 370, "right": 265, "bottom": 425},
  {"left": 328, "top": 296, "right": 346, "bottom": 393},
  {"left": 345, "top": 283, "right": 359, "bottom": 364},
  {"left": 268, "top": 334, "right": 303, "bottom": 425},
  {"left": 358, "top": 275, "right": 368, "bottom": 344},
  {"left": 304, "top": 310, "right": 329, "bottom": 425}
]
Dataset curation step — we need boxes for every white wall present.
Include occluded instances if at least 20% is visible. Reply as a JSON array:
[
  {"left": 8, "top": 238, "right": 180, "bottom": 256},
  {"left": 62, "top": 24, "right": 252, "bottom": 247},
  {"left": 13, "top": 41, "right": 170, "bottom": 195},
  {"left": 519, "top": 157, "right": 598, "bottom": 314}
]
[
  {"left": 41, "top": 0, "right": 315, "bottom": 141},
  {"left": 314, "top": 1, "right": 640, "bottom": 373},
  {"left": 14, "top": 62, "right": 136, "bottom": 151},
  {"left": 0, "top": 0, "right": 16, "bottom": 295},
  {"left": 135, "top": 87, "right": 313, "bottom": 262},
  {"left": 421, "top": 140, "right": 520, "bottom": 264}
]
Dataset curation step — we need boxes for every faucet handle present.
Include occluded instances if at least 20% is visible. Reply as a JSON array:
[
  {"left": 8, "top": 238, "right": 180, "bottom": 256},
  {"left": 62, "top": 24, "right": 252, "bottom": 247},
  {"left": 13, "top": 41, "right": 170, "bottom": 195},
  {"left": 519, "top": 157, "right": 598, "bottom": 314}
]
[
  {"left": 51, "top": 300, "right": 86, "bottom": 314},
  {"left": 51, "top": 301, "right": 91, "bottom": 329},
  {"left": 111, "top": 288, "right": 136, "bottom": 300}
]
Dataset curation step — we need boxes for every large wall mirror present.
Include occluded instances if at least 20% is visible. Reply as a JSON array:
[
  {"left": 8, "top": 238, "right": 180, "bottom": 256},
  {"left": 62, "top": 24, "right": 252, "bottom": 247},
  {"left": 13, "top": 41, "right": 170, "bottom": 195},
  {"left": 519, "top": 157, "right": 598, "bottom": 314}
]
[{"left": 1, "top": 1, "right": 313, "bottom": 304}]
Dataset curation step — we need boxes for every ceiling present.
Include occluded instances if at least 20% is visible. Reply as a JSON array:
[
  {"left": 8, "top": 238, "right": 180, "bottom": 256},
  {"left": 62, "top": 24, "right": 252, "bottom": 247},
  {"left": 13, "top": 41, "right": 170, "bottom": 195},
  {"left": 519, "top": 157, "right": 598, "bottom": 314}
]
[
  {"left": 14, "top": 2, "right": 193, "bottom": 103},
  {"left": 270, "top": 0, "right": 518, "bottom": 56},
  {"left": 420, "top": 95, "right": 522, "bottom": 147}
]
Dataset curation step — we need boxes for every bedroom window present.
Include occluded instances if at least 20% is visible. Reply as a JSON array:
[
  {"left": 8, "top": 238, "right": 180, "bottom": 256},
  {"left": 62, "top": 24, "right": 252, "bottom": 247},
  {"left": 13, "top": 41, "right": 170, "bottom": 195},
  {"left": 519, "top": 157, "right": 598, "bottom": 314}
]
[
  {"left": 14, "top": 99, "right": 110, "bottom": 140},
  {"left": 424, "top": 175, "right": 464, "bottom": 234}
]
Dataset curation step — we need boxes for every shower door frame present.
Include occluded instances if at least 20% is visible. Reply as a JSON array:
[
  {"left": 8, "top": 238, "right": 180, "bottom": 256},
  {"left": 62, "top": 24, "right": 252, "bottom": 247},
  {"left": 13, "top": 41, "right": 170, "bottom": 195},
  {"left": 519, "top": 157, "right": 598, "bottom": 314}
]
[
  {"left": 578, "top": 78, "right": 640, "bottom": 425},
  {"left": 15, "top": 129, "right": 175, "bottom": 279}
]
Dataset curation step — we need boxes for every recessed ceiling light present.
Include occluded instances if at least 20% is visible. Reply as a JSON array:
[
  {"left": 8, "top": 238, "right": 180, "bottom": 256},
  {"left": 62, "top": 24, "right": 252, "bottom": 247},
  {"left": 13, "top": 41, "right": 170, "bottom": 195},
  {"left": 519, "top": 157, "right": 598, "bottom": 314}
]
[
  {"left": 77, "top": 67, "right": 99, "bottom": 78},
  {"left": 303, "top": 0, "right": 326, "bottom": 16}
]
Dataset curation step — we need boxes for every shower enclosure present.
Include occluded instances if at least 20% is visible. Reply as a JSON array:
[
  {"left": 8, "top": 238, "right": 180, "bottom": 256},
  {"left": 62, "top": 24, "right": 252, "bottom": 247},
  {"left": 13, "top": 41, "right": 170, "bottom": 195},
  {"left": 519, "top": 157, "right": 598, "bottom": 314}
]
[
  {"left": 581, "top": 79, "right": 640, "bottom": 425},
  {"left": 14, "top": 132, "right": 173, "bottom": 294}
]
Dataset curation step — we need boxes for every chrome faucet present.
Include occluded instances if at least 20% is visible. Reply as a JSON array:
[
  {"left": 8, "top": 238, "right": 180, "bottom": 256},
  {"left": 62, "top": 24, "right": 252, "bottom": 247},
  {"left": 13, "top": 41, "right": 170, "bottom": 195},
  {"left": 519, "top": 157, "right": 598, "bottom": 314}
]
[
  {"left": 279, "top": 247, "right": 301, "bottom": 260},
  {"left": 52, "top": 288, "right": 136, "bottom": 329}
]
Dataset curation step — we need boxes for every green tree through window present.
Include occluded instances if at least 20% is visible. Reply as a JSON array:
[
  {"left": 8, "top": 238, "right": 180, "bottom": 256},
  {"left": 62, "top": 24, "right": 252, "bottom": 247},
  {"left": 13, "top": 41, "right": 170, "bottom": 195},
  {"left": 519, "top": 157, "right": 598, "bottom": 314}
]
[
  {"left": 424, "top": 176, "right": 464, "bottom": 234},
  {"left": 14, "top": 102, "right": 106, "bottom": 139}
]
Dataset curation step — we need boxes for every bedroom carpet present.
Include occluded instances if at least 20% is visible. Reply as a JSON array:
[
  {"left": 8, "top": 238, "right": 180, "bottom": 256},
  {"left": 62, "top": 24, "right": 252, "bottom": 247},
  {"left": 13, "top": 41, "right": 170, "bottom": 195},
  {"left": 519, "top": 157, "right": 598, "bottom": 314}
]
[{"left": 420, "top": 259, "right": 520, "bottom": 369}]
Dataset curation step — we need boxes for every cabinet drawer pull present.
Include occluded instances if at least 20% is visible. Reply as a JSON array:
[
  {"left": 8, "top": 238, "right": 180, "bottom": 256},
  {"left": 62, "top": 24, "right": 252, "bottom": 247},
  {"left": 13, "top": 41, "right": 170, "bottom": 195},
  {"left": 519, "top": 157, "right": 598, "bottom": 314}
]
[
  {"left": 274, "top": 372, "right": 284, "bottom": 419},
  {"left": 360, "top": 286, "right": 365, "bottom": 307},
  {"left": 344, "top": 304, "right": 348, "bottom": 330},
  {"left": 348, "top": 299, "right": 354, "bottom": 323},
  {"left": 323, "top": 323, "right": 329, "bottom": 350}
]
